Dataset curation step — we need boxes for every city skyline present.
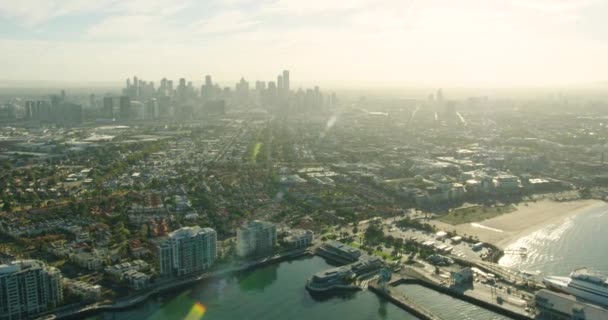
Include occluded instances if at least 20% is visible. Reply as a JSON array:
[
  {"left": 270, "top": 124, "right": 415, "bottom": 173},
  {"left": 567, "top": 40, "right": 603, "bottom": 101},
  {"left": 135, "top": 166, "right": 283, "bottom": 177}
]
[
  {"left": 1, "top": 0, "right": 608, "bottom": 85},
  {"left": 2, "top": 1, "right": 608, "bottom": 320}
]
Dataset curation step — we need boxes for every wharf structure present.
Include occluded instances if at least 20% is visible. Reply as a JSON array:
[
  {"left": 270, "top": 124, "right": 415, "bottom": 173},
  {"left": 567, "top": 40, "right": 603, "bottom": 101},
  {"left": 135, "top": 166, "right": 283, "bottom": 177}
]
[
  {"left": 307, "top": 241, "right": 383, "bottom": 292},
  {"left": 315, "top": 240, "right": 361, "bottom": 264},
  {"left": 306, "top": 255, "right": 384, "bottom": 292},
  {"left": 373, "top": 268, "right": 533, "bottom": 320}
]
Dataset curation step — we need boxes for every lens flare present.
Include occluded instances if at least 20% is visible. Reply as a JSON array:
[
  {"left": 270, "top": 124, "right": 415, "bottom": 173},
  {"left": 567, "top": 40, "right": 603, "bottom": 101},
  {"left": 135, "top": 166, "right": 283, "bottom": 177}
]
[{"left": 184, "top": 302, "right": 206, "bottom": 320}]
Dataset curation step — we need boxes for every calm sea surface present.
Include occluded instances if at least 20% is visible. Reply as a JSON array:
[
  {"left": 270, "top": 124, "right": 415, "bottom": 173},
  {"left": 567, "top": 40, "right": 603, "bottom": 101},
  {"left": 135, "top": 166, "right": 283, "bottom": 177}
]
[{"left": 499, "top": 202, "right": 608, "bottom": 276}]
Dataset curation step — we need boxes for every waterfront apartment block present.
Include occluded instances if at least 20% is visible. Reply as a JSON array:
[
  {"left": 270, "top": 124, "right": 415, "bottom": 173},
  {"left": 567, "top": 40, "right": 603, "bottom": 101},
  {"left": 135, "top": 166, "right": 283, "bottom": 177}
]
[
  {"left": 0, "top": 260, "right": 63, "bottom": 320},
  {"left": 157, "top": 226, "right": 217, "bottom": 277},
  {"left": 237, "top": 220, "right": 277, "bottom": 258}
]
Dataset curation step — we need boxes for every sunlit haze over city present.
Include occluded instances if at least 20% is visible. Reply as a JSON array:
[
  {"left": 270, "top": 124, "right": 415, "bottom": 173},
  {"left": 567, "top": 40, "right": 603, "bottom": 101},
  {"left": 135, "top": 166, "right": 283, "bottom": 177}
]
[
  {"left": 2, "top": 0, "right": 608, "bottom": 86},
  {"left": 1, "top": 1, "right": 608, "bottom": 320}
]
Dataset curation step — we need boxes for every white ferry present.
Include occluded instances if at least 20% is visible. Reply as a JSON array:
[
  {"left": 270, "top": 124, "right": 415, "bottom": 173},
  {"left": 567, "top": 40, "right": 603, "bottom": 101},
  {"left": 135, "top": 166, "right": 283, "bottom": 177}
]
[{"left": 543, "top": 268, "right": 608, "bottom": 307}]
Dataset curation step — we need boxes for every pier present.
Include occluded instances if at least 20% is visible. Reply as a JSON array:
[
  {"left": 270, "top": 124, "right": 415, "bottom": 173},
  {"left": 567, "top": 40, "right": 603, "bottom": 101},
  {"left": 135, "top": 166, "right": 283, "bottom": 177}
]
[
  {"left": 311, "top": 241, "right": 535, "bottom": 319},
  {"left": 368, "top": 281, "right": 443, "bottom": 320},
  {"left": 368, "top": 267, "right": 534, "bottom": 320}
]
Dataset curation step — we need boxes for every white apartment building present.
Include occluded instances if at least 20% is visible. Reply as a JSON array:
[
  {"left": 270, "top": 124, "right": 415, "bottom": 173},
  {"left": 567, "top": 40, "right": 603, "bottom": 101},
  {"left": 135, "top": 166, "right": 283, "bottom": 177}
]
[
  {"left": 0, "top": 260, "right": 63, "bottom": 320},
  {"left": 158, "top": 226, "right": 217, "bottom": 277},
  {"left": 237, "top": 220, "right": 277, "bottom": 258}
]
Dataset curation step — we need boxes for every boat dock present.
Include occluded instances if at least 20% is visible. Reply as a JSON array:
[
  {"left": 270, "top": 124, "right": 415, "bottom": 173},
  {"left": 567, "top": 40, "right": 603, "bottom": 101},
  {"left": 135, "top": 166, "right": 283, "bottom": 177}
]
[
  {"left": 369, "top": 267, "right": 534, "bottom": 320},
  {"left": 368, "top": 281, "right": 443, "bottom": 320}
]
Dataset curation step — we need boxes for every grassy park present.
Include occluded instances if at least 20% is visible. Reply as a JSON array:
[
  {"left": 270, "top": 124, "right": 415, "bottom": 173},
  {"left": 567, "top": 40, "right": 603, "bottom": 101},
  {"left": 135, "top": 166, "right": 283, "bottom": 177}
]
[{"left": 438, "top": 204, "right": 516, "bottom": 225}]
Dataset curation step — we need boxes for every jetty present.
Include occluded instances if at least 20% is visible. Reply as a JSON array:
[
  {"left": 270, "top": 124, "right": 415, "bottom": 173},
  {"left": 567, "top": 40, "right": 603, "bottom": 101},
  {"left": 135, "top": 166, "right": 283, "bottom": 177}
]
[
  {"left": 367, "top": 266, "right": 534, "bottom": 320},
  {"left": 368, "top": 280, "right": 443, "bottom": 320}
]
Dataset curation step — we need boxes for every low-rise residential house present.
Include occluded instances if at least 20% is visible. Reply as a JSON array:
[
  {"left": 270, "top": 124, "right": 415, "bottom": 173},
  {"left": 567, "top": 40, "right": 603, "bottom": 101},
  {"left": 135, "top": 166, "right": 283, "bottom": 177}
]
[
  {"left": 75, "top": 231, "right": 91, "bottom": 243},
  {"left": 123, "top": 270, "right": 150, "bottom": 290},
  {"left": 63, "top": 279, "right": 102, "bottom": 302},
  {"left": 69, "top": 251, "right": 104, "bottom": 270},
  {"left": 105, "top": 260, "right": 149, "bottom": 279}
]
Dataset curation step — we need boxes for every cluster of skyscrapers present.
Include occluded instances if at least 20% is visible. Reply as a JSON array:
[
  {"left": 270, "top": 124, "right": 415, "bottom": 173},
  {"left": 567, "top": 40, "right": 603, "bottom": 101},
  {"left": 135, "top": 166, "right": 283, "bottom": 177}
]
[
  {"left": 10, "top": 69, "right": 336, "bottom": 126},
  {"left": 24, "top": 91, "right": 83, "bottom": 125},
  {"left": 105, "top": 70, "right": 334, "bottom": 122}
]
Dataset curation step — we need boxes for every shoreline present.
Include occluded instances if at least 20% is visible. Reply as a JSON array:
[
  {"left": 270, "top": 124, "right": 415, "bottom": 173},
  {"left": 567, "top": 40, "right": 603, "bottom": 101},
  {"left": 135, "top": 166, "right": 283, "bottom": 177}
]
[
  {"left": 39, "top": 249, "right": 311, "bottom": 320},
  {"left": 431, "top": 199, "right": 606, "bottom": 249}
]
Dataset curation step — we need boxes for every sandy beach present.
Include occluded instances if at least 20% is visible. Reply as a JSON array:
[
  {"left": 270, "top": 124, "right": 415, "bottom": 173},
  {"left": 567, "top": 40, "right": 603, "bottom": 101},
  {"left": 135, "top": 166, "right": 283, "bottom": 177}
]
[{"left": 431, "top": 199, "right": 607, "bottom": 249}]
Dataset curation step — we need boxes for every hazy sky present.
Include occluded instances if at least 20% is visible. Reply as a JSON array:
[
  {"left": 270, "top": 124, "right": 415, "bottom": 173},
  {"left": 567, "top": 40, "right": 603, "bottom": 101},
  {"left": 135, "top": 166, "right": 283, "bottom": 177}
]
[{"left": 1, "top": 0, "right": 607, "bottom": 86}]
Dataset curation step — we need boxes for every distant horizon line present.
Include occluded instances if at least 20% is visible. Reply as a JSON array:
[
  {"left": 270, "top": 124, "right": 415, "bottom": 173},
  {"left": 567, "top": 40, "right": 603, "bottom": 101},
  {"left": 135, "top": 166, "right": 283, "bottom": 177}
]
[{"left": 0, "top": 79, "right": 607, "bottom": 90}]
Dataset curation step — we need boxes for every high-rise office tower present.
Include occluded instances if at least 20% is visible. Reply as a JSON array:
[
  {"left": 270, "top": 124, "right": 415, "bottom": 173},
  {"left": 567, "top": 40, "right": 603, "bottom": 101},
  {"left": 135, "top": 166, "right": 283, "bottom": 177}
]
[
  {"left": 25, "top": 101, "right": 52, "bottom": 122},
  {"left": 127, "top": 78, "right": 146, "bottom": 99},
  {"left": 277, "top": 75, "right": 283, "bottom": 92},
  {"left": 159, "top": 78, "right": 168, "bottom": 96},
  {"left": 236, "top": 220, "right": 277, "bottom": 258},
  {"left": 235, "top": 78, "right": 249, "bottom": 105},
  {"left": 157, "top": 227, "right": 217, "bottom": 277},
  {"left": 144, "top": 99, "right": 158, "bottom": 120},
  {"left": 0, "top": 104, "right": 15, "bottom": 120},
  {"left": 25, "top": 101, "right": 32, "bottom": 120},
  {"left": 329, "top": 92, "right": 338, "bottom": 109},
  {"left": 222, "top": 87, "right": 231, "bottom": 100},
  {"left": 437, "top": 88, "right": 444, "bottom": 102},
  {"left": 167, "top": 80, "right": 174, "bottom": 92},
  {"left": 255, "top": 81, "right": 266, "bottom": 91},
  {"left": 158, "top": 96, "right": 171, "bottom": 118},
  {"left": 89, "top": 94, "right": 96, "bottom": 108},
  {"left": 119, "top": 96, "right": 131, "bottom": 121},
  {"left": 282, "top": 70, "right": 290, "bottom": 93},
  {"left": 176, "top": 78, "right": 188, "bottom": 105},
  {"left": 50, "top": 95, "right": 62, "bottom": 109},
  {"left": 102, "top": 97, "right": 114, "bottom": 119},
  {"left": 266, "top": 81, "right": 277, "bottom": 107},
  {"left": 0, "top": 260, "right": 63, "bottom": 319},
  {"left": 53, "top": 102, "right": 83, "bottom": 125},
  {"left": 201, "top": 75, "right": 214, "bottom": 100},
  {"left": 267, "top": 81, "right": 277, "bottom": 93}
]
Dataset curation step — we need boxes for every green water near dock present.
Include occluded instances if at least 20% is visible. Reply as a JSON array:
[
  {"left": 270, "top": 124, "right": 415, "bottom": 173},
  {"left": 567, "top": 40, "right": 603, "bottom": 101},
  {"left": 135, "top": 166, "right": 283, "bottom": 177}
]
[
  {"left": 394, "top": 284, "right": 512, "bottom": 320},
  {"left": 92, "top": 256, "right": 418, "bottom": 320},
  {"left": 91, "top": 203, "right": 608, "bottom": 320}
]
